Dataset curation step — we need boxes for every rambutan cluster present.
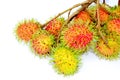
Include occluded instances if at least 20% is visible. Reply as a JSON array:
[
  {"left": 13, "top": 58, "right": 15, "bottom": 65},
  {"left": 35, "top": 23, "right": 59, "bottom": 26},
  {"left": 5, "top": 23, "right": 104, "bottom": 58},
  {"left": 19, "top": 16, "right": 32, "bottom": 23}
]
[{"left": 14, "top": 1, "right": 120, "bottom": 76}]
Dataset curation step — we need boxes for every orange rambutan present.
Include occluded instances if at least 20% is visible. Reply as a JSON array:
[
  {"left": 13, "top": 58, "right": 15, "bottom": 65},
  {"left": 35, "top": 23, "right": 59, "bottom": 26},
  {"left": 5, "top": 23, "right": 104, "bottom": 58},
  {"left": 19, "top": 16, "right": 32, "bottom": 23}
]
[
  {"left": 15, "top": 19, "right": 41, "bottom": 42},
  {"left": 96, "top": 39, "right": 120, "bottom": 59},
  {"left": 107, "top": 18, "right": 120, "bottom": 35},
  {"left": 30, "top": 30, "right": 54, "bottom": 55},
  {"left": 96, "top": 7, "right": 109, "bottom": 23},
  {"left": 45, "top": 18, "right": 65, "bottom": 37},
  {"left": 74, "top": 11, "right": 91, "bottom": 24},
  {"left": 112, "top": 6, "right": 120, "bottom": 17}
]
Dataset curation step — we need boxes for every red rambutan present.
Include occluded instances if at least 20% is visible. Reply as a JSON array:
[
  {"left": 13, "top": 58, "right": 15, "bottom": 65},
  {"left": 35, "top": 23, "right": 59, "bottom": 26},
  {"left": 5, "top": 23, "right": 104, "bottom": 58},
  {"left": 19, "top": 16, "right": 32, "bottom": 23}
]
[
  {"left": 45, "top": 18, "right": 65, "bottom": 37},
  {"left": 107, "top": 18, "right": 120, "bottom": 35},
  {"left": 62, "top": 24, "right": 93, "bottom": 51}
]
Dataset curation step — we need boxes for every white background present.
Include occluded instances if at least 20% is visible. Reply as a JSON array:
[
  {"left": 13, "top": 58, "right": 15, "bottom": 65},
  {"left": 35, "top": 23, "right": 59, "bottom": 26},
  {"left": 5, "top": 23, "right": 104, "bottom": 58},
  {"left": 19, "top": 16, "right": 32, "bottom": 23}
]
[{"left": 0, "top": 0, "right": 120, "bottom": 80}]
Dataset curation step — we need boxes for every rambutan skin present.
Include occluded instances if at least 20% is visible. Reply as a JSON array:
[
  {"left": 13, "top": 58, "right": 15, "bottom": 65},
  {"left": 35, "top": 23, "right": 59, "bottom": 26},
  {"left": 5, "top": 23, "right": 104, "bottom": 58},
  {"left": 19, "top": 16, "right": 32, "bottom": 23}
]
[
  {"left": 45, "top": 18, "right": 65, "bottom": 37},
  {"left": 96, "top": 39, "right": 120, "bottom": 59},
  {"left": 97, "top": 8, "right": 109, "bottom": 23},
  {"left": 112, "top": 6, "right": 120, "bottom": 17},
  {"left": 31, "top": 30, "right": 54, "bottom": 55},
  {"left": 52, "top": 47, "right": 79, "bottom": 75},
  {"left": 74, "top": 11, "right": 91, "bottom": 23},
  {"left": 63, "top": 24, "right": 93, "bottom": 50},
  {"left": 107, "top": 19, "right": 120, "bottom": 35},
  {"left": 16, "top": 19, "right": 41, "bottom": 42}
]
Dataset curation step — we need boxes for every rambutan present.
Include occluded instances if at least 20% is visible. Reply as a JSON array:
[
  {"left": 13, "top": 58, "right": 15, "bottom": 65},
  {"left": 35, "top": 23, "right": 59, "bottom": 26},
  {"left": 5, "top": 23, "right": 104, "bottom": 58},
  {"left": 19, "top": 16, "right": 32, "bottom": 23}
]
[
  {"left": 96, "top": 39, "right": 120, "bottom": 59},
  {"left": 111, "top": 6, "right": 120, "bottom": 17},
  {"left": 30, "top": 30, "right": 54, "bottom": 55},
  {"left": 87, "top": 6, "right": 109, "bottom": 23},
  {"left": 74, "top": 11, "right": 91, "bottom": 24},
  {"left": 107, "top": 19, "right": 120, "bottom": 35},
  {"left": 45, "top": 18, "right": 65, "bottom": 37},
  {"left": 52, "top": 47, "right": 79, "bottom": 75},
  {"left": 96, "top": 7, "right": 109, "bottom": 23},
  {"left": 15, "top": 19, "right": 41, "bottom": 42},
  {"left": 61, "top": 24, "right": 93, "bottom": 52}
]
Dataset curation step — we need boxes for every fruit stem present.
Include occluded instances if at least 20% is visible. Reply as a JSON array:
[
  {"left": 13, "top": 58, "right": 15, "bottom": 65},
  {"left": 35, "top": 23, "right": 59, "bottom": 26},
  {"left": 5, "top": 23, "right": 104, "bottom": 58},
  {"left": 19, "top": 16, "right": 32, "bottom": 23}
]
[
  {"left": 103, "top": 0, "right": 105, "bottom": 4},
  {"left": 96, "top": 0, "right": 100, "bottom": 29},
  {"left": 42, "top": 2, "right": 87, "bottom": 27},
  {"left": 66, "top": 0, "right": 96, "bottom": 23},
  {"left": 56, "top": 22, "right": 67, "bottom": 47},
  {"left": 68, "top": 10, "right": 71, "bottom": 19},
  {"left": 42, "top": 0, "right": 96, "bottom": 27},
  {"left": 96, "top": 0, "right": 109, "bottom": 48},
  {"left": 118, "top": 0, "right": 120, "bottom": 6}
]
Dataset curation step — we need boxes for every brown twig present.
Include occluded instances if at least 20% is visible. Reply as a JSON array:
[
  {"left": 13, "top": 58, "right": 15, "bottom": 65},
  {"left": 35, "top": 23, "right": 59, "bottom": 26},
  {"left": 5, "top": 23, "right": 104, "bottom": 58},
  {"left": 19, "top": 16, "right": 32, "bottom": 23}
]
[
  {"left": 42, "top": 1, "right": 89, "bottom": 27},
  {"left": 96, "top": 0, "right": 100, "bottom": 29},
  {"left": 56, "top": 22, "right": 67, "bottom": 47},
  {"left": 96, "top": 0, "right": 108, "bottom": 46},
  {"left": 103, "top": 0, "right": 105, "bottom": 4},
  {"left": 66, "top": 0, "right": 96, "bottom": 23},
  {"left": 118, "top": 0, "right": 120, "bottom": 6},
  {"left": 68, "top": 10, "right": 71, "bottom": 19}
]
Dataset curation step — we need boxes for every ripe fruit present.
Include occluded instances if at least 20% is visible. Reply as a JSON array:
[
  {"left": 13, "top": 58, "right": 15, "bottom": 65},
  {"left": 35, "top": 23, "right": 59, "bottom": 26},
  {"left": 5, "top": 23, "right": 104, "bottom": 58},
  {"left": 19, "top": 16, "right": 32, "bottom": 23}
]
[
  {"left": 61, "top": 24, "right": 93, "bottom": 51},
  {"left": 52, "top": 47, "right": 79, "bottom": 75},
  {"left": 14, "top": 2, "right": 120, "bottom": 76},
  {"left": 15, "top": 19, "right": 41, "bottom": 42},
  {"left": 96, "top": 7, "right": 109, "bottom": 23},
  {"left": 74, "top": 11, "right": 91, "bottom": 23},
  {"left": 107, "top": 19, "right": 120, "bottom": 35},
  {"left": 96, "top": 39, "right": 120, "bottom": 59},
  {"left": 30, "top": 30, "right": 54, "bottom": 55},
  {"left": 45, "top": 18, "right": 65, "bottom": 37},
  {"left": 112, "top": 6, "right": 120, "bottom": 17}
]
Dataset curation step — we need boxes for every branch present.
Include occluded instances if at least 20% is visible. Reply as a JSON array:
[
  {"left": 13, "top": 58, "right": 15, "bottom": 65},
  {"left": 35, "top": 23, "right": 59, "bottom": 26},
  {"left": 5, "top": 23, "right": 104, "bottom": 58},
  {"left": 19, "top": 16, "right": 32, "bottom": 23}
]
[
  {"left": 68, "top": 10, "right": 71, "bottom": 19},
  {"left": 118, "top": 0, "right": 120, "bottom": 6},
  {"left": 96, "top": 0, "right": 109, "bottom": 47},
  {"left": 56, "top": 22, "right": 67, "bottom": 47},
  {"left": 66, "top": 0, "right": 96, "bottom": 23},
  {"left": 103, "top": 0, "right": 105, "bottom": 4},
  {"left": 96, "top": 0, "right": 100, "bottom": 29},
  {"left": 42, "top": 1, "right": 89, "bottom": 27}
]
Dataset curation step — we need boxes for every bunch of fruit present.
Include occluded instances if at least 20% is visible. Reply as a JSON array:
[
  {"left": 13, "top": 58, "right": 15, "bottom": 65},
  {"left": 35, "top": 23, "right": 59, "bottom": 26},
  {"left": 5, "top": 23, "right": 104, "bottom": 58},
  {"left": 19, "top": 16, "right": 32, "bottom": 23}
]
[{"left": 15, "top": 0, "right": 120, "bottom": 76}]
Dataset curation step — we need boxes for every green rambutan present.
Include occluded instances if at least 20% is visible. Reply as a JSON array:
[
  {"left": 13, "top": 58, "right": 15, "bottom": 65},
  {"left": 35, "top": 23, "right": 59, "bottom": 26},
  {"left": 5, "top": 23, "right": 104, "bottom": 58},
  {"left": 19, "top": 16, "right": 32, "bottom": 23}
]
[
  {"left": 30, "top": 30, "right": 54, "bottom": 56},
  {"left": 15, "top": 19, "right": 41, "bottom": 42},
  {"left": 52, "top": 46, "right": 80, "bottom": 75},
  {"left": 45, "top": 18, "right": 65, "bottom": 37}
]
